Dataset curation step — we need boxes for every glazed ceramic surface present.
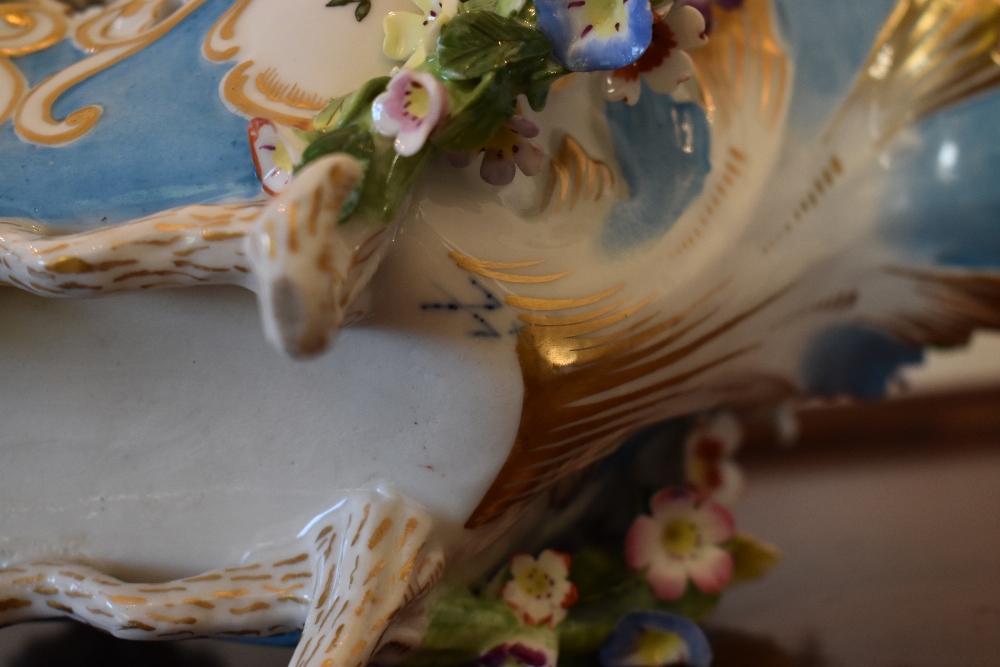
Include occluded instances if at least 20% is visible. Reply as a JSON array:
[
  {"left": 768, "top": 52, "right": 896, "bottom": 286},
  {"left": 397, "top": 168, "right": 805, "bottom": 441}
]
[{"left": 2, "top": 0, "right": 1000, "bottom": 663}]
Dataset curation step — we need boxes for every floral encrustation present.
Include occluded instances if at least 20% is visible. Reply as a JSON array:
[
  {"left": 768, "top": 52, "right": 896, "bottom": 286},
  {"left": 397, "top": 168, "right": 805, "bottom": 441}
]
[
  {"left": 274, "top": 0, "right": 710, "bottom": 220},
  {"left": 372, "top": 69, "right": 450, "bottom": 156},
  {"left": 479, "top": 639, "right": 558, "bottom": 667},
  {"left": 625, "top": 488, "right": 735, "bottom": 601},
  {"left": 535, "top": 0, "right": 655, "bottom": 72},
  {"left": 604, "top": 2, "right": 707, "bottom": 105},
  {"left": 502, "top": 549, "right": 579, "bottom": 627}
]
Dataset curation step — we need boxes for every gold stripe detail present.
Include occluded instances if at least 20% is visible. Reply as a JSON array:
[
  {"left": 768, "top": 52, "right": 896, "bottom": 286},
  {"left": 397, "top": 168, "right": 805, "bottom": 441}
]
[
  {"left": 256, "top": 67, "right": 327, "bottom": 111},
  {"left": 230, "top": 601, "right": 270, "bottom": 615},
  {"left": 147, "top": 612, "right": 197, "bottom": 625},
  {"left": 449, "top": 251, "right": 571, "bottom": 283},
  {"left": 273, "top": 554, "right": 308, "bottom": 567},
  {"left": 222, "top": 60, "right": 314, "bottom": 131},
  {"left": 108, "top": 596, "right": 147, "bottom": 605},
  {"left": 367, "top": 518, "right": 393, "bottom": 550},
  {"left": 203, "top": 0, "right": 251, "bottom": 61}
]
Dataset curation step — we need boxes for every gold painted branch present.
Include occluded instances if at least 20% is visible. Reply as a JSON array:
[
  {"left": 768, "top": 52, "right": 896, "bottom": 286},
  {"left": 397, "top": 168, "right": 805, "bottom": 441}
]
[
  {"left": 0, "top": 489, "right": 444, "bottom": 667},
  {"left": 0, "top": 154, "right": 393, "bottom": 360}
]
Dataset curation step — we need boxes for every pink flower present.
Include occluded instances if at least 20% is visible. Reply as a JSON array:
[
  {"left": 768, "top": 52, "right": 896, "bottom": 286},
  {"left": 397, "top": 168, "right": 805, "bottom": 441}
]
[
  {"left": 501, "top": 549, "right": 579, "bottom": 628},
  {"left": 448, "top": 115, "right": 547, "bottom": 186},
  {"left": 604, "top": 4, "right": 707, "bottom": 105},
  {"left": 684, "top": 411, "right": 743, "bottom": 507},
  {"left": 625, "top": 489, "right": 735, "bottom": 601},
  {"left": 372, "top": 69, "right": 449, "bottom": 156}
]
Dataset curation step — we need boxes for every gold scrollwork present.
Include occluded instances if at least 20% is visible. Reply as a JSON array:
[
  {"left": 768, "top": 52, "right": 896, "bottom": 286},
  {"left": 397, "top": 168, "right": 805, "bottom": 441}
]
[
  {"left": 13, "top": 0, "right": 209, "bottom": 145},
  {"left": 0, "top": 1, "right": 67, "bottom": 125}
]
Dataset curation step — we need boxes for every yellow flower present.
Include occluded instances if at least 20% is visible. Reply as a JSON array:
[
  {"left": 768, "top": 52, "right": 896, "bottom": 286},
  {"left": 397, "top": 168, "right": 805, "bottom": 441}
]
[{"left": 383, "top": 0, "right": 458, "bottom": 67}]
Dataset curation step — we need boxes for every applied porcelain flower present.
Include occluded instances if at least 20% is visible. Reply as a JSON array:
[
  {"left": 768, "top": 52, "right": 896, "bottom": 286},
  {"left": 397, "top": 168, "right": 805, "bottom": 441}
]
[
  {"left": 383, "top": 0, "right": 458, "bottom": 67},
  {"left": 604, "top": 3, "right": 706, "bottom": 105},
  {"left": 448, "top": 115, "right": 547, "bottom": 186},
  {"left": 599, "top": 611, "right": 712, "bottom": 667},
  {"left": 625, "top": 488, "right": 734, "bottom": 600},
  {"left": 501, "top": 549, "right": 579, "bottom": 627},
  {"left": 248, "top": 117, "right": 292, "bottom": 196},
  {"left": 684, "top": 411, "right": 743, "bottom": 507},
  {"left": 479, "top": 640, "right": 557, "bottom": 667},
  {"left": 535, "top": 0, "right": 655, "bottom": 72},
  {"left": 372, "top": 69, "right": 449, "bottom": 156}
]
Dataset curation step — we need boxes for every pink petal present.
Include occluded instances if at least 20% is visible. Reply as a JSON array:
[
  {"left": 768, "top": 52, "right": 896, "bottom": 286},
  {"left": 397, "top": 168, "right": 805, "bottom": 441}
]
[
  {"left": 504, "top": 114, "right": 540, "bottom": 138},
  {"left": 650, "top": 488, "right": 696, "bottom": 516},
  {"left": 480, "top": 155, "right": 516, "bottom": 186},
  {"left": 647, "top": 559, "right": 688, "bottom": 601},
  {"left": 624, "top": 515, "right": 659, "bottom": 570},
  {"left": 513, "top": 140, "right": 546, "bottom": 177},
  {"left": 687, "top": 546, "right": 734, "bottom": 594},
  {"left": 698, "top": 502, "right": 736, "bottom": 544}
]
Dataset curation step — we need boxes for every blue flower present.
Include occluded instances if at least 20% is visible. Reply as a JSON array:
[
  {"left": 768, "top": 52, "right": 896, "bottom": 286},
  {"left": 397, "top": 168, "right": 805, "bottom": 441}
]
[
  {"left": 535, "top": 0, "right": 654, "bottom": 71},
  {"left": 599, "top": 611, "right": 712, "bottom": 667}
]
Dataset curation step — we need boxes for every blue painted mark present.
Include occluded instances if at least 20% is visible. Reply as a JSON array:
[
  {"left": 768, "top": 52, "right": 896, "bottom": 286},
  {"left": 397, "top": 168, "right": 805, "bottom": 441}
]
[
  {"left": 0, "top": 0, "right": 261, "bottom": 227},
  {"left": 799, "top": 324, "right": 923, "bottom": 400},
  {"left": 878, "top": 94, "right": 1000, "bottom": 271},
  {"left": 11, "top": 39, "right": 86, "bottom": 88},
  {"left": 602, "top": 92, "right": 710, "bottom": 252},
  {"left": 770, "top": 0, "right": 897, "bottom": 136}
]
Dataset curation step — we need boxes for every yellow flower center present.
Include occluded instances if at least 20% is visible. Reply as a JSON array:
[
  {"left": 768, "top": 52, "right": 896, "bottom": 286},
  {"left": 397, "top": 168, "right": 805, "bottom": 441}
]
[
  {"left": 405, "top": 81, "right": 432, "bottom": 120},
  {"left": 636, "top": 629, "right": 684, "bottom": 665},
  {"left": 482, "top": 126, "right": 520, "bottom": 159},
  {"left": 583, "top": 0, "right": 626, "bottom": 38},
  {"left": 515, "top": 565, "right": 552, "bottom": 597},
  {"left": 661, "top": 519, "right": 699, "bottom": 557}
]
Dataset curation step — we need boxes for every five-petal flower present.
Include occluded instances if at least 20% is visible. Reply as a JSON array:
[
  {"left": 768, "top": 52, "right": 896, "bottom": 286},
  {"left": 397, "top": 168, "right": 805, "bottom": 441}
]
[
  {"left": 625, "top": 488, "right": 735, "bottom": 600},
  {"left": 604, "top": 2, "right": 706, "bottom": 104},
  {"left": 372, "top": 69, "right": 449, "bottom": 156},
  {"left": 448, "top": 114, "right": 547, "bottom": 186},
  {"left": 599, "top": 611, "right": 712, "bottom": 667},
  {"left": 535, "top": 0, "right": 655, "bottom": 72},
  {"left": 501, "top": 549, "right": 579, "bottom": 627}
]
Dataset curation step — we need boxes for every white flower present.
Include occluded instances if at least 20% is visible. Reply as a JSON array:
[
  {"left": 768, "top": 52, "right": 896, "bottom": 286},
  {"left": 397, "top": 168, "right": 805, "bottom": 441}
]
[
  {"left": 604, "top": 3, "right": 707, "bottom": 105},
  {"left": 501, "top": 550, "right": 578, "bottom": 628}
]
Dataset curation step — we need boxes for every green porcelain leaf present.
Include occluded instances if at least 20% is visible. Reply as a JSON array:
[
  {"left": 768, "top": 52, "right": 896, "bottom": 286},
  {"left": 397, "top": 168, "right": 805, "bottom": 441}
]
[
  {"left": 437, "top": 12, "right": 551, "bottom": 81},
  {"left": 433, "top": 72, "right": 513, "bottom": 152}
]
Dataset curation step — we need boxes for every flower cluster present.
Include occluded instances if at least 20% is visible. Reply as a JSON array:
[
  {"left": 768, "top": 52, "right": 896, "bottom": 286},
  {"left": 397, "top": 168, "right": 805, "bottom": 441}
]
[{"left": 601, "top": 611, "right": 712, "bottom": 667}]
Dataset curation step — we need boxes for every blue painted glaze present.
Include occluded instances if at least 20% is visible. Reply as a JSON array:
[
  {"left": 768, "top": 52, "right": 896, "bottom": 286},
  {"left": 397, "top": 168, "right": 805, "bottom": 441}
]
[
  {"left": 878, "top": 94, "right": 1000, "bottom": 271},
  {"left": 12, "top": 39, "right": 86, "bottom": 88},
  {"left": 770, "top": 0, "right": 897, "bottom": 136},
  {"left": 602, "top": 93, "right": 711, "bottom": 252},
  {"left": 0, "top": 0, "right": 261, "bottom": 228},
  {"left": 799, "top": 324, "right": 923, "bottom": 400}
]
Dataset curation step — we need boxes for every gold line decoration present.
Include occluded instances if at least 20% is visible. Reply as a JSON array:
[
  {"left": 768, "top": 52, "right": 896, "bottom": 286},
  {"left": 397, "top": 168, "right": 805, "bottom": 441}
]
[
  {"left": 689, "top": 0, "right": 790, "bottom": 132},
  {"left": 203, "top": 0, "right": 252, "bottom": 61},
  {"left": 14, "top": 0, "right": 208, "bottom": 145},
  {"left": 448, "top": 251, "right": 572, "bottom": 283},
  {"left": 878, "top": 266, "right": 1000, "bottom": 347},
  {"left": 0, "top": 2, "right": 65, "bottom": 57},
  {"left": 448, "top": 249, "right": 795, "bottom": 527},
  {"left": 256, "top": 67, "right": 327, "bottom": 112},
  {"left": 539, "top": 134, "right": 615, "bottom": 213},
  {"left": 670, "top": 146, "right": 747, "bottom": 257},
  {"left": 222, "top": 60, "right": 315, "bottom": 131},
  {"left": 825, "top": 0, "right": 1000, "bottom": 149}
]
